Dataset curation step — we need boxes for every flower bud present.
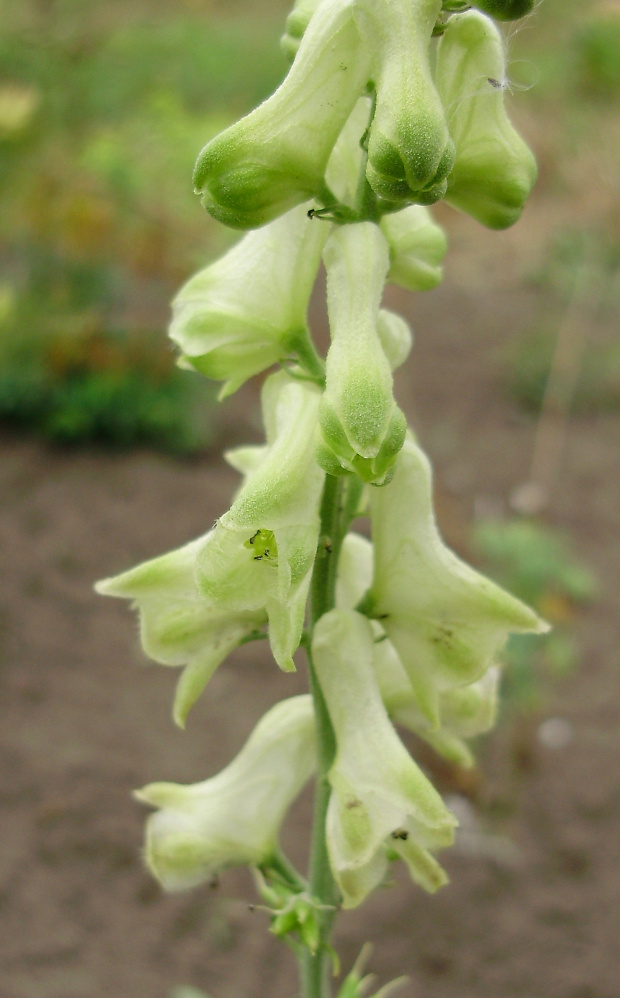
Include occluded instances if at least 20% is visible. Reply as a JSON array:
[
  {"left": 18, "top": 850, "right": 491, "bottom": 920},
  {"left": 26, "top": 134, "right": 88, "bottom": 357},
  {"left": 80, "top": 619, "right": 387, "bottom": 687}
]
[
  {"left": 169, "top": 204, "right": 328, "bottom": 397},
  {"left": 318, "top": 223, "right": 406, "bottom": 485},
  {"left": 366, "top": 438, "right": 549, "bottom": 725},
  {"left": 135, "top": 695, "right": 315, "bottom": 890},
  {"left": 95, "top": 537, "right": 265, "bottom": 727},
  {"left": 281, "top": 0, "right": 320, "bottom": 61},
  {"left": 377, "top": 310, "right": 413, "bottom": 372},
  {"left": 194, "top": 0, "right": 370, "bottom": 229},
  {"left": 197, "top": 372, "right": 324, "bottom": 672},
  {"left": 353, "top": 0, "right": 454, "bottom": 204},
  {"left": 470, "top": 0, "right": 534, "bottom": 21},
  {"left": 436, "top": 10, "right": 537, "bottom": 229},
  {"left": 312, "top": 609, "right": 457, "bottom": 907},
  {"left": 380, "top": 205, "right": 447, "bottom": 292}
]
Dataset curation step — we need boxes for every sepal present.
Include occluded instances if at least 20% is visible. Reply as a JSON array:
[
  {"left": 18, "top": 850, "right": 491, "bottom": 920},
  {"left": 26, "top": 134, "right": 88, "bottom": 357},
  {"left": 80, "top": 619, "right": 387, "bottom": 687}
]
[
  {"left": 318, "top": 223, "right": 406, "bottom": 484},
  {"left": 436, "top": 10, "right": 537, "bottom": 228},
  {"left": 193, "top": 0, "right": 370, "bottom": 228},
  {"left": 170, "top": 204, "right": 328, "bottom": 397},
  {"left": 312, "top": 609, "right": 457, "bottom": 908},
  {"left": 135, "top": 696, "right": 315, "bottom": 890},
  {"left": 367, "top": 438, "right": 549, "bottom": 725},
  {"left": 197, "top": 373, "right": 324, "bottom": 671},
  {"left": 95, "top": 537, "right": 265, "bottom": 727},
  {"left": 380, "top": 205, "right": 447, "bottom": 292}
]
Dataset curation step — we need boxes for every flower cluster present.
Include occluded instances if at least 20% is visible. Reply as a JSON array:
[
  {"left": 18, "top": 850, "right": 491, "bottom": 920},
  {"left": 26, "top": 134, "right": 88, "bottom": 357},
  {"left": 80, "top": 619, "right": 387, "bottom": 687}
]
[{"left": 98, "top": 0, "right": 544, "bottom": 944}]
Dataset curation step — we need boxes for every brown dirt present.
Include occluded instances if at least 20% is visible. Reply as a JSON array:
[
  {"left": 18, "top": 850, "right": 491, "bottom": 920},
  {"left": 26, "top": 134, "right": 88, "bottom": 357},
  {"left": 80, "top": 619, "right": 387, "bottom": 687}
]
[{"left": 2, "top": 198, "right": 620, "bottom": 998}]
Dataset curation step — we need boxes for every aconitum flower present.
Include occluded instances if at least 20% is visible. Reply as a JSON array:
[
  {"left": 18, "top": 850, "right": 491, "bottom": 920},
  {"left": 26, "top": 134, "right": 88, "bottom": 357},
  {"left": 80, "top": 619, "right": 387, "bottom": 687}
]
[
  {"left": 312, "top": 609, "right": 457, "bottom": 908},
  {"left": 380, "top": 205, "right": 447, "bottom": 292},
  {"left": 95, "top": 538, "right": 265, "bottom": 728},
  {"left": 193, "top": 0, "right": 370, "bottom": 228},
  {"left": 170, "top": 204, "right": 329, "bottom": 398},
  {"left": 197, "top": 372, "right": 324, "bottom": 672},
  {"left": 135, "top": 696, "right": 315, "bottom": 890},
  {"left": 436, "top": 10, "right": 537, "bottom": 229},
  {"left": 318, "top": 223, "right": 406, "bottom": 484},
  {"left": 365, "top": 438, "right": 548, "bottom": 725},
  {"left": 353, "top": 0, "right": 454, "bottom": 204}
]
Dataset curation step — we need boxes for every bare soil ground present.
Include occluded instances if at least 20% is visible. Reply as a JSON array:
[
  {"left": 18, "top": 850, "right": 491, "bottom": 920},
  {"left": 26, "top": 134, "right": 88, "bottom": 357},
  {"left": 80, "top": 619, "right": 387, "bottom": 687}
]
[{"left": 2, "top": 202, "right": 619, "bottom": 998}]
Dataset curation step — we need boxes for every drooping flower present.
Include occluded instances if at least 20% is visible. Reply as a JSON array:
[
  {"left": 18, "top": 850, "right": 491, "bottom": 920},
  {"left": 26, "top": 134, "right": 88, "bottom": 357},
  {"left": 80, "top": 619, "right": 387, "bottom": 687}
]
[
  {"left": 135, "top": 695, "right": 315, "bottom": 890},
  {"left": 336, "top": 531, "right": 499, "bottom": 768},
  {"left": 353, "top": 0, "right": 454, "bottom": 205},
  {"left": 436, "top": 10, "right": 537, "bottom": 229},
  {"left": 312, "top": 608, "right": 457, "bottom": 908},
  {"left": 169, "top": 204, "right": 329, "bottom": 398},
  {"left": 317, "top": 222, "right": 406, "bottom": 485},
  {"left": 365, "top": 437, "right": 548, "bottom": 726},
  {"left": 197, "top": 371, "right": 324, "bottom": 672},
  {"left": 193, "top": 0, "right": 370, "bottom": 228},
  {"left": 95, "top": 537, "right": 265, "bottom": 728}
]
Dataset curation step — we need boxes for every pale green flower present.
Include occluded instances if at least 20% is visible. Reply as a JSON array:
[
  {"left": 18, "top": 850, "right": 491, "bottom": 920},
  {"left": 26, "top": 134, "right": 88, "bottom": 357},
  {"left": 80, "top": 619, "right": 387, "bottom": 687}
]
[
  {"left": 197, "top": 372, "right": 324, "bottom": 672},
  {"left": 376, "top": 309, "right": 413, "bottom": 372},
  {"left": 380, "top": 205, "right": 447, "bottom": 292},
  {"left": 353, "top": 0, "right": 454, "bottom": 204},
  {"left": 281, "top": 0, "right": 321, "bottom": 61},
  {"left": 436, "top": 10, "right": 537, "bottom": 229},
  {"left": 95, "top": 538, "right": 264, "bottom": 728},
  {"left": 169, "top": 204, "right": 329, "bottom": 398},
  {"left": 135, "top": 696, "right": 315, "bottom": 890},
  {"left": 318, "top": 223, "right": 406, "bottom": 485},
  {"left": 193, "top": 0, "right": 370, "bottom": 228},
  {"left": 336, "top": 531, "right": 499, "bottom": 767},
  {"left": 365, "top": 438, "right": 548, "bottom": 725},
  {"left": 312, "top": 609, "right": 457, "bottom": 908}
]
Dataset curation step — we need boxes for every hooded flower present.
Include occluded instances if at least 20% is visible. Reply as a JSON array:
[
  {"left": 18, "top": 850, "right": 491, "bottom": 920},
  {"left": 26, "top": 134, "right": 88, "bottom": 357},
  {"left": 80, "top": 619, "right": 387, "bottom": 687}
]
[
  {"left": 95, "top": 537, "right": 265, "bottom": 728},
  {"left": 365, "top": 437, "right": 548, "bottom": 726},
  {"left": 169, "top": 204, "right": 329, "bottom": 398},
  {"left": 135, "top": 695, "right": 315, "bottom": 890},
  {"left": 196, "top": 371, "right": 324, "bottom": 672},
  {"left": 312, "top": 608, "right": 457, "bottom": 908},
  {"left": 318, "top": 222, "right": 406, "bottom": 485},
  {"left": 336, "top": 531, "right": 499, "bottom": 768},
  {"left": 193, "top": 0, "right": 370, "bottom": 228},
  {"left": 353, "top": 0, "right": 454, "bottom": 204},
  {"left": 436, "top": 10, "right": 537, "bottom": 229}
]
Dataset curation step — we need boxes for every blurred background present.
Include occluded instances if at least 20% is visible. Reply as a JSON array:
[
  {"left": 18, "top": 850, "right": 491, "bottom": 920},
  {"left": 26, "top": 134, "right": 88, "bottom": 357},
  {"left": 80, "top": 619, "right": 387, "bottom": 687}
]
[{"left": 1, "top": 1, "right": 619, "bottom": 996}]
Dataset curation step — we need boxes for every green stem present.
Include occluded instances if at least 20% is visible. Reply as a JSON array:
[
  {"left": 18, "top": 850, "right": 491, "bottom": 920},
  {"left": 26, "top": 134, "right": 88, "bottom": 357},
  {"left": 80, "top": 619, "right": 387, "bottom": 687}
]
[{"left": 301, "top": 474, "right": 363, "bottom": 998}]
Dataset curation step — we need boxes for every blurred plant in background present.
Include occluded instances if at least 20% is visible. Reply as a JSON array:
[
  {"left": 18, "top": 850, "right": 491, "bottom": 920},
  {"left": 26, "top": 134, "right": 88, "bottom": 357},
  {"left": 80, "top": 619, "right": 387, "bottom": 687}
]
[
  {"left": 0, "top": 0, "right": 287, "bottom": 450},
  {"left": 472, "top": 517, "right": 596, "bottom": 711}
]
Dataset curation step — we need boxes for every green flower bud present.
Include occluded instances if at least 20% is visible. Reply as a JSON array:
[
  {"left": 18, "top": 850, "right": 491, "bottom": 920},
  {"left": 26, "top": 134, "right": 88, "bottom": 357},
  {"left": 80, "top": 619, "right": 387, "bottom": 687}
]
[
  {"left": 281, "top": 0, "right": 320, "bottom": 61},
  {"left": 194, "top": 0, "right": 370, "bottom": 229},
  {"left": 470, "top": 0, "right": 534, "bottom": 21},
  {"left": 95, "top": 537, "right": 265, "bottom": 728},
  {"left": 318, "top": 223, "right": 406, "bottom": 485},
  {"left": 367, "top": 438, "right": 549, "bottom": 725},
  {"left": 197, "top": 372, "right": 324, "bottom": 672},
  {"left": 380, "top": 205, "right": 447, "bottom": 292},
  {"left": 436, "top": 10, "right": 537, "bottom": 229},
  {"left": 353, "top": 0, "right": 454, "bottom": 203},
  {"left": 169, "top": 204, "right": 328, "bottom": 398},
  {"left": 135, "top": 696, "right": 315, "bottom": 890},
  {"left": 312, "top": 609, "right": 457, "bottom": 907}
]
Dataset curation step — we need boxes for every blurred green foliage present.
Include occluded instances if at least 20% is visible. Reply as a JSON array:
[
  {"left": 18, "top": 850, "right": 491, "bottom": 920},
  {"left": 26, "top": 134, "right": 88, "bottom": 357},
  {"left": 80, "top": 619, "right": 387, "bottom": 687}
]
[
  {"left": 473, "top": 518, "right": 596, "bottom": 710},
  {"left": 0, "top": 0, "right": 287, "bottom": 450}
]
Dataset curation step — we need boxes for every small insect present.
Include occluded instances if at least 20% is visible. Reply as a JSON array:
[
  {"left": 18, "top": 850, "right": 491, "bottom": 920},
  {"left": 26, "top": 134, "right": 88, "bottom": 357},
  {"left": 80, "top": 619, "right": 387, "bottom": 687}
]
[
  {"left": 488, "top": 77, "right": 503, "bottom": 89},
  {"left": 391, "top": 829, "right": 409, "bottom": 841}
]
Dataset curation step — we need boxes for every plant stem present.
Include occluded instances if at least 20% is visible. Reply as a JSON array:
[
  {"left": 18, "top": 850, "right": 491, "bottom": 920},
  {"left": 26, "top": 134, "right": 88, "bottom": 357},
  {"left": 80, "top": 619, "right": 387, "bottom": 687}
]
[{"left": 301, "top": 474, "right": 363, "bottom": 998}]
